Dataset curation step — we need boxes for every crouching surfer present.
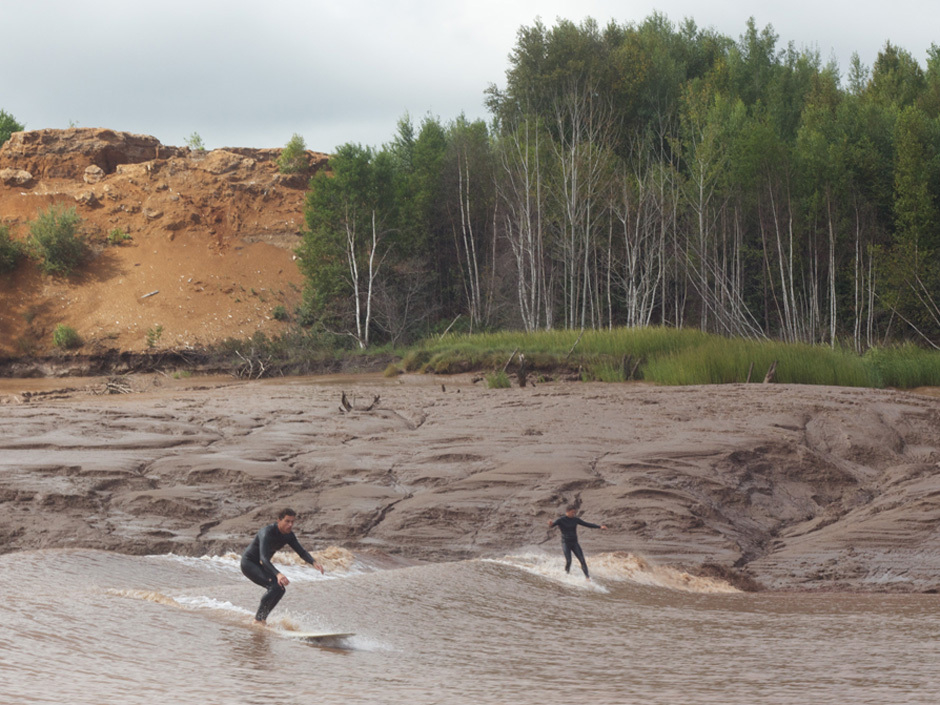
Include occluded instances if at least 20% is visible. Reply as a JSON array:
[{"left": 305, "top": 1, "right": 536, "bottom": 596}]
[{"left": 241, "top": 508, "right": 324, "bottom": 624}]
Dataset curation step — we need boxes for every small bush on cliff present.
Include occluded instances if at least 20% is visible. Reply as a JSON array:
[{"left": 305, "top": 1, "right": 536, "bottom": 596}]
[
  {"left": 27, "top": 206, "right": 88, "bottom": 276},
  {"left": 277, "top": 133, "right": 308, "bottom": 174},
  {"left": 0, "top": 109, "right": 24, "bottom": 146},
  {"left": 107, "top": 227, "right": 132, "bottom": 245},
  {"left": 186, "top": 132, "right": 206, "bottom": 151},
  {"left": 0, "top": 224, "right": 23, "bottom": 273},
  {"left": 52, "top": 324, "right": 82, "bottom": 349}
]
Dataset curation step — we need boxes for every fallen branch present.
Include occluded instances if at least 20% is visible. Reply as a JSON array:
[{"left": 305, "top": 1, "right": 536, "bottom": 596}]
[
  {"left": 438, "top": 314, "right": 462, "bottom": 340},
  {"left": 501, "top": 348, "right": 519, "bottom": 374},
  {"left": 763, "top": 360, "right": 778, "bottom": 384},
  {"left": 339, "top": 391, "right": 381, "bottom": 413},
  {"left": 564, "top": 330, "right": 585, "bottom": 361}
]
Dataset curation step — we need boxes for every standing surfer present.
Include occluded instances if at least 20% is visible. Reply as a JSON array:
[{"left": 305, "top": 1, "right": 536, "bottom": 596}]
[
  {"left": 547, "top": 504, "right": 608, "bottom": 580},
  {"left": 241, "top": 508, "right": 324, "bottom": 624}
]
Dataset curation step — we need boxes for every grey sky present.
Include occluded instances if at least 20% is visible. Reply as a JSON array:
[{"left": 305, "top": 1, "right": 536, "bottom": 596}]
[{"left": 3, "top": 1, "right": 936, "bottom": 152}]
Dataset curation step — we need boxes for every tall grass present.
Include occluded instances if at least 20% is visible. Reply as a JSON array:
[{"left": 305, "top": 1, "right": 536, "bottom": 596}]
[
  {"left": 400, "top": 326, "right": 940, "bottom": 389},
  {"left": 403, "top": 326, "right": 713, "bottom": 377},
  {"left": 643, "top": 339, "right": 877, "bottom": 387},
  {"left": 864, "top": 344, "right": 940, "bottom": 388}
]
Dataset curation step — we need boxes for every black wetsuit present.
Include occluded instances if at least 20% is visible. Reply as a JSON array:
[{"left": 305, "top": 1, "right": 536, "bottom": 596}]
[
  {"left": 240, "top": 523, "right": 316, "bottom": 622},
  {"left": 550, "top": 515, "right": 601, "bottom": 577}
]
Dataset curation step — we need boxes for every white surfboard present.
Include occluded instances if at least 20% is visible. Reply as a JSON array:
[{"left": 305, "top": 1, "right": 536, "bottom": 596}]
[{"left": 276, "top": 630, "right": 355, "bottom": 641}]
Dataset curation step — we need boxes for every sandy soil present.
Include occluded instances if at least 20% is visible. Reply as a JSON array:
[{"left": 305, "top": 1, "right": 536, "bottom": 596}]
[
  {"left": 0, "top": 129, "right": 320, "bottom": 357},
  {"left": 2, "top": 373, "right": 940, "bottom": 592}
]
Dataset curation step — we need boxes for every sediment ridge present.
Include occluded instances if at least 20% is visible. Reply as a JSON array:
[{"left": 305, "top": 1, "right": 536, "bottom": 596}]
[{"left": 2, "top": 373, "right": 939, "bottom": 593}]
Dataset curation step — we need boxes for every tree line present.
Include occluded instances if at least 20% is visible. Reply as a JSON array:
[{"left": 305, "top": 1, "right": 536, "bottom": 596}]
[{"left": 295, "top": 15, "right": 940, "bottom": 349}]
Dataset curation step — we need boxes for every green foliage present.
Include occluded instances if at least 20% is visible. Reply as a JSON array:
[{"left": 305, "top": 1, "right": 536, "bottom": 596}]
[
  {"left": 146, "top": 325, "right": 164, "bottom": 349},
  {"left": 272, "top": 305, "right": 289, "bottom": 321},
  {"left": 643, "top": 338, "right": 877, "bottom": 387},
  {"left": 26, "top": 206, "right": 88, "bottom": 276},
  {"left": 186, "top": 132, "right": 206, "bottom": 151},
  {"left": 107, "top": 228, "right": 132, "bottom": 245},
  {"left": 287, "top": 15, "right": 940, "bottom": 349},
  {"left": 297, "top": 142, "right": 399, "bottom": 346},
  {"left": 397, "top": 327, "right": 940, "bottom": 389},
  {"left": 52, "top": 324, "right": 82, "bottom": 350},
  {"left": 277, "top": 133, "right": 308, "bottom": 174},
  {"left": 0, "top": 109, "right": 24, "bottom": 146},
  {"left": 0, "top": 224, "right": 23, "bottom": 273},
  {"left": 864, "top": 344, "right": 940, "bottom": 388},
  {"left": 485, "top": 370, "right": 512, "bottom": 388}
]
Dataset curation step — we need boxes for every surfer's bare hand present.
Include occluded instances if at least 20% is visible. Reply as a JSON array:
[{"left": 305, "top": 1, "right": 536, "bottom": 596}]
[
  {"left": 277, "top": 573, "right": 290, "bottom": 587},
  {"left": 313, "top": 561, "right": 325, "bottom": 574},
  {"left": 601, "top": 525, "right": 608, "bottom": 530}
]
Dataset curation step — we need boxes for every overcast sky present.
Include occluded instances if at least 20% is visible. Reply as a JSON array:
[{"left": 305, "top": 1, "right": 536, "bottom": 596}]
[{"left": 3, "top": 1, "right": 936, "bottom": 152}]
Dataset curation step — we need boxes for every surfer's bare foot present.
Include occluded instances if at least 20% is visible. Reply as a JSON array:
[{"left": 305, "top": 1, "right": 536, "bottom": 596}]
[{"left": 253, "top": 619, "right": 267, "bottom": 627}]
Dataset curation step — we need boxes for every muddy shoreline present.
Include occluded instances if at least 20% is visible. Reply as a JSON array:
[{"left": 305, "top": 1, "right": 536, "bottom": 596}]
[
  {"left": 3, "top": 372, "right": 940, "bottom": 592},
  {"left": 0, "top": 348, "right": 398, "bottom": 379}
]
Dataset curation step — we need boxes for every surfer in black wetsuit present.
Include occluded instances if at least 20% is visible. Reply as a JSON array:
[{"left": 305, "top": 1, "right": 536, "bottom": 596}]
[
  {"left": 241, "top": 508, "right": 324, "bottom": 624},
  {"left": 548, "top": 505, "right": 608, "bottom": 580}
]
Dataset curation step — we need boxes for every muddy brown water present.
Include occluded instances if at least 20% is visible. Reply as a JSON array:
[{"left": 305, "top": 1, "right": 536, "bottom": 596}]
[{"left": 2, "top": 549, "right": 939, "bottom": 704}]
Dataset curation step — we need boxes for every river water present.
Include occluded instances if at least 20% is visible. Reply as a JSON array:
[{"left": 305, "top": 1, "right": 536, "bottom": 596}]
[{"left": 1, "top": 548, "right": 937, "bottom": 704}]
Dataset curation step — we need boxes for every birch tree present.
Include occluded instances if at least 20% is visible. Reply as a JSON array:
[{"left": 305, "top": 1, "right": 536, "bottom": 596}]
[{"left": 298, "top": 144, "right": 397, "bottom": 348}]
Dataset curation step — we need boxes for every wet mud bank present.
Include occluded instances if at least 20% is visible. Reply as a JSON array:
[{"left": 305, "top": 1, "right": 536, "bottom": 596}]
[{"left": 2, "top": 374, "right": 940, "bottom": 592}]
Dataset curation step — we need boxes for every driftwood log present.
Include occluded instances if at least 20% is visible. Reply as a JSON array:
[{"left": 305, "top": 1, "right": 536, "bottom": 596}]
[
  {"left": 763, "top": 360, "right": 778, "bottom": 383},
  {"left": 339, "top": 391, "right": 381, "bottom": 413}
]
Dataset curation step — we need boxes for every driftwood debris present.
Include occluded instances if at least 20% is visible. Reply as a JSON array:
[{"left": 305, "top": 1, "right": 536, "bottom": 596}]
[
  {"left": 339, "top": 391, "right": 381, "bottom": 413},
  {"left": 517, "top": 353, "right": 528, "bottom": 387},
  {"left": 438, "top": 314, "right": 461, "bottom": 340},
  {"left": 104, "top": 376, "right": 134, "bottom": 394},
  {"left": 140, "top": 290, "right": 160, "bottom": 299},
  {"left": 502, "top": 348, "right": 519, "bottom": 374},
  {"left": 620, "top": 354, "right": 642, "bottom": 381},
  {"left": 233, "top": 350, "right": 272, "bottom": 379},
  {"left": 564, "top": 330, "right": 585, "bottom": 361},
  {"left": 746, "top": 362, "right": 755, "bottom": 383},
  {"left": 763, "top": 360, "right": 778, "bottom": 383}
]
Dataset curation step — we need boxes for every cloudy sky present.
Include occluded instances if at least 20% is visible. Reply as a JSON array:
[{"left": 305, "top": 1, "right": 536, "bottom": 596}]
[{"left": 3, "top": 1, "right": 936, "bottom": 152}]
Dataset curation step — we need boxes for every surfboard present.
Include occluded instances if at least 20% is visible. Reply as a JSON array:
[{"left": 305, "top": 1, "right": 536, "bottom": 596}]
[{"left": 275, "top": 630, "right": 355, "bottom": 642}]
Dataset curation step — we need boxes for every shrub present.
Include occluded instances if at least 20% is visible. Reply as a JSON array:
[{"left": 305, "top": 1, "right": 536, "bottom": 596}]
[
  {"left": 186, "top": 132, "right": 206, "bottom": 151},
  {"left": 107, "top": 228, "right": 132, "bottom": 245},
  {"left": 272, "top": 305, "right": 289, "bottom": 321},
  {"left": 27, "top": 206, "right": 88, "bottom": 276},
  {"left": 0, "top": 109, "right": 24, "bottom": 147},
  {"left": 146, "top": 325, "right": 164, "bottom": 349},
  {"left": 52, "top": 324, "right": 82, "bottom": 349},
  {"left": 485, "top": 370, "right": 511, "bottom": 389},
  {"left": 277, "top": 133, "right": 308, "bottom": 174},
  {"left": 0, "top": 224, "right": 23, "bottom": 273}
]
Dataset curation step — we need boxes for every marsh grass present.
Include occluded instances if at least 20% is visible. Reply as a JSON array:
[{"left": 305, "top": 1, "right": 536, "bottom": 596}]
[
  {"left": 406, "top": 327, "right": 712, "bottom": 378},
  {"left": 643, "top": 339, "right": 877, "bottom": 387},
  {"left": 399, "top": 326, "right": 940, "bottom": 389},
  {"left": 864, "top": 344, "right": 940, "bottom": 388},
  {"left": 485, "top": 370, "right": 511, "bottom": 388}
]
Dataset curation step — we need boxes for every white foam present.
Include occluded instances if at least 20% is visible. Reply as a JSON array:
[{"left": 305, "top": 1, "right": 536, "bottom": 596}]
[
  {"left": 482, "top": 555, "right": 610, "bottom": 593},
  {"left": 174, "top": 595, "right": 253, "bottom": 616},
  {"left": 484, "top": 551, "right": 740, "bottom": 594},
  {"left": 154, "top": 546, "right": 370, "bottom": 581}
]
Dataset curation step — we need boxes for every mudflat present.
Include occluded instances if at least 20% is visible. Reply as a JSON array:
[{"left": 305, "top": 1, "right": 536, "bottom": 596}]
[{"left": 2, "top": 373, "right": 939, "bottom": 592}]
